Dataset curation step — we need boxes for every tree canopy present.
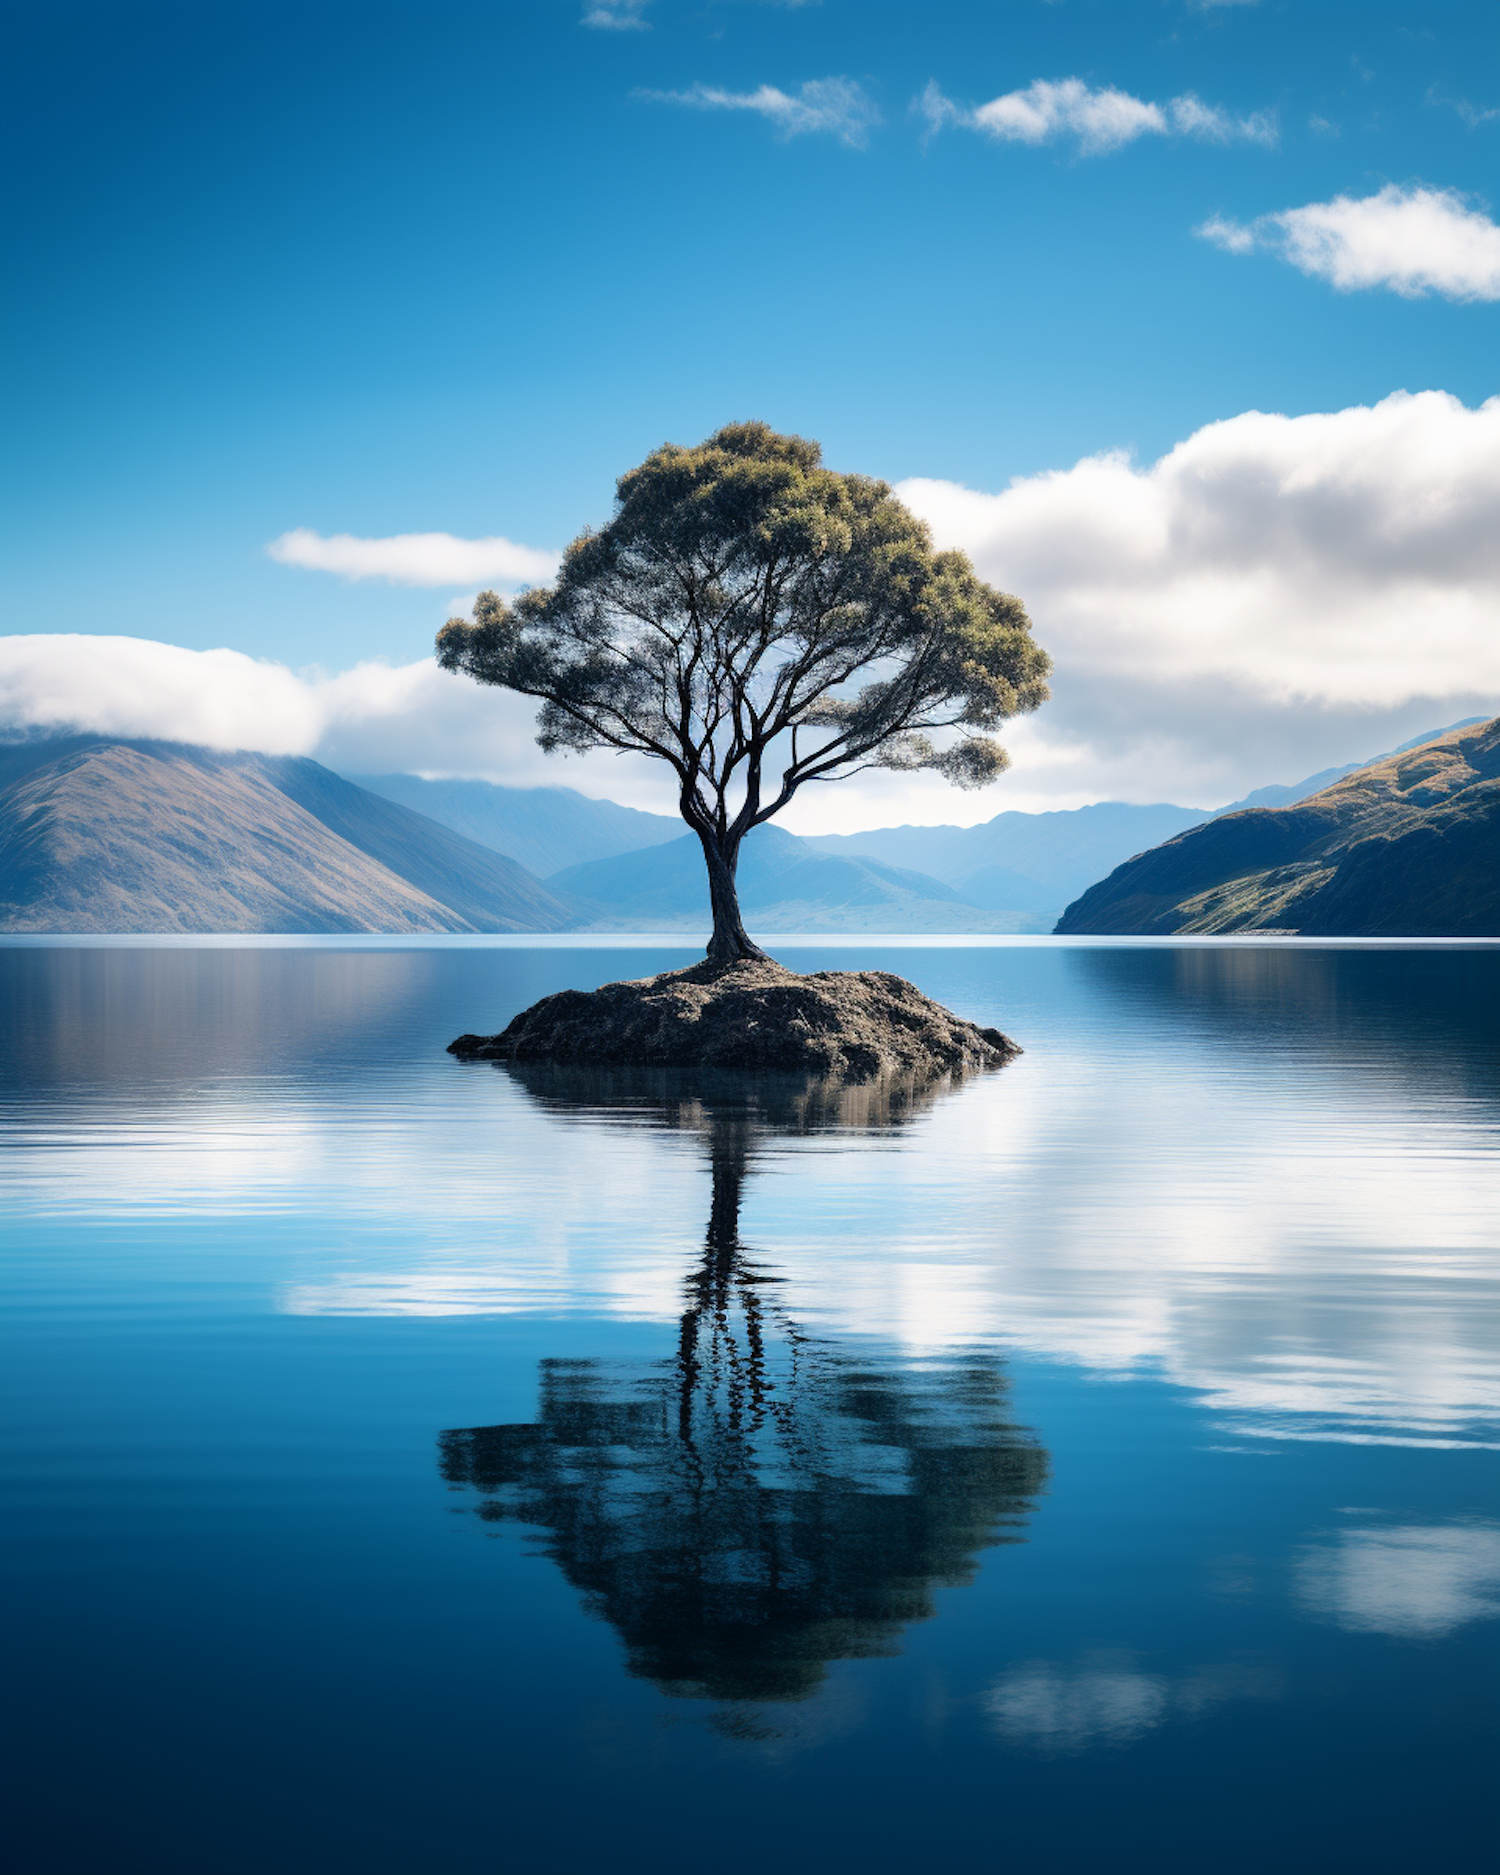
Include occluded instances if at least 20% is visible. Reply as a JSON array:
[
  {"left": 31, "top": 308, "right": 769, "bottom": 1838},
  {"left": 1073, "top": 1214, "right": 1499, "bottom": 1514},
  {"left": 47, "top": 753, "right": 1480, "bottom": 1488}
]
[{"left": 437, "top": 421, "right": 1050, "bottom": 960}]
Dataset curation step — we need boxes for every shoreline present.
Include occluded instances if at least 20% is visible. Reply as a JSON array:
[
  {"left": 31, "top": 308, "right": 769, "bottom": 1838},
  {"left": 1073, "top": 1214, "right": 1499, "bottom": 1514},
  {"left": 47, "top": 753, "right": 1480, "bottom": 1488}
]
[{"left": 1, "top": 931, "right": 1496, "bottom": 951}]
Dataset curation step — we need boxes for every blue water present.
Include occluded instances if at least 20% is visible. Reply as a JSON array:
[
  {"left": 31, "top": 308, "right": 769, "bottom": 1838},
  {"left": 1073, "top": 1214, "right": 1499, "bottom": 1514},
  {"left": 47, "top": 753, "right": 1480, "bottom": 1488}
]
[{"left": 2, "top": 939, "right": 1496, "bottom": 1874}]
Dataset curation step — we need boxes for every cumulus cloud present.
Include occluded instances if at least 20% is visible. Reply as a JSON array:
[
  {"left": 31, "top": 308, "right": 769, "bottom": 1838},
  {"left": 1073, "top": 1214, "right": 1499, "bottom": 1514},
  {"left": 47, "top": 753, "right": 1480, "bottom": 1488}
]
[
  {"left": 1194, "top": 211, "right": 1256, "bottom": 253},
  {"left": 890, "top": 389, "right": 1500, "bottom": 815},
  {"left": 0, "top": 634, "right": 676, "bottom": 807},
  {"left": 1197, "top": 184, "right": 1500, "bottom": 300},
  {"left": 0, "top": 636, "right": 325, "bottom": 756},
  {"left": 1296, "top": 1523, "right": 1500, "bottom": 1638},
  {"left": 7, "top": 392, "right": 1499, "bottom": 825},
  {"left": 266, "top": 528, "right": 558, "bottom": 588},
  {"left": 917, "top": 76, "right": 1274, "bottom": 154},
  {"left": 309, "top": 657, "right": 673, "bottom": 796},
  {"left": 643, "top": 78, "right": 880, "bottom": 147}
]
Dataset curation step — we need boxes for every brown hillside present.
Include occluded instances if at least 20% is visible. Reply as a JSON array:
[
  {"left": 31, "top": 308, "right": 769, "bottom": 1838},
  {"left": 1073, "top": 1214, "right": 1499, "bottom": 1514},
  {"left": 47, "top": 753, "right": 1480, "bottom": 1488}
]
[{"left": 0, "top": 743, "right": 482, "bottom": 932}]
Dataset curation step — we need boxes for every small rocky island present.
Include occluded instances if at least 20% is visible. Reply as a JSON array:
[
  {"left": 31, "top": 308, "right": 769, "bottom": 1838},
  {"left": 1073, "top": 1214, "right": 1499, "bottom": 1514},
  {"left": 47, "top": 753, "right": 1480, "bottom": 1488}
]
[
  {"left": 449, "top": 957, "right": 1019, "bottom": 1079},
  {"left": 438, "top": 423, "right": 1045, "bottom": 1082}
]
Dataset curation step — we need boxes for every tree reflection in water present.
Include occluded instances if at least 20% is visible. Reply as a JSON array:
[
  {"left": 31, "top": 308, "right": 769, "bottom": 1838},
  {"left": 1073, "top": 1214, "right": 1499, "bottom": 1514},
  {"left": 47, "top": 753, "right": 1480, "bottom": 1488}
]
[{"left": 439, "top": 1066, "right": 1049, "bottom": 1707}]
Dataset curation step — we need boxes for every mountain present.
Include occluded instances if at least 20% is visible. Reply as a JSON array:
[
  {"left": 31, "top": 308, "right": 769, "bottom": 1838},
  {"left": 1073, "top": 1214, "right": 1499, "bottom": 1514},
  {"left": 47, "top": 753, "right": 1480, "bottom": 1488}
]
[
  {"left": 240, "top": 754, "right": 577, "bottom": 930},
  {"left": 12, "top": 719, "right": 1488, "bottom": 938},
  {"left": 346, "top": 774, "right": 682, "bottom": 877},
  {"left": 1213, "top": 718, "right": 1489, "bottom": 814},
  {"left": 552, "top": 823, "right": 1040, "bottom": 932},
  {"left": 798, "top": 720, "right": 1489, "bottom": 924},
  {"left": 0, "top": 739, "right": 579, "bottom": 933},
  {"left": 803, "top": 802, "right": 1211, "bottom": 923},
  {"left": 1055, "top": 718, "right": 1500, "bottom": 937}
]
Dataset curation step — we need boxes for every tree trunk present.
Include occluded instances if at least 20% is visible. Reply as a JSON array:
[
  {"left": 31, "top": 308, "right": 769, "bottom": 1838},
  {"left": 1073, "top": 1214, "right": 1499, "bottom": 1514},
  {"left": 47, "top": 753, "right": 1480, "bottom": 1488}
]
[{"left": 699, "top": 832, "right": 770, "bottom": 965}]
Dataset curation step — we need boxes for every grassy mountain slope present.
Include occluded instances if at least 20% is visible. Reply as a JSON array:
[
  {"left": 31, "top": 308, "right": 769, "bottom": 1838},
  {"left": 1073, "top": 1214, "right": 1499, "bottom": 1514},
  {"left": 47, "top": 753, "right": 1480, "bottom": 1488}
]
[
  {"left": 348, "top": 773, "right": 682, "bottom": 876},
  {"left": 552, "top": 824, "right": 1040, "bottom": 932},
  {"left": 1213, "top": 718, "right": 1488, "bottom": 814},
  {"left": 0, "top": 740, "right": 578, "bottom": 933},
  {"left": 801, "top": 720, "right": 1485, "bottom": 922},
  {"left": 0, "top": 743, "right": 466, "bottom": 932},
  {"left": 252, "top": 756, "right": 576, "bottom": 930},
  {"left": 1055, "top": 718, "right": 1500, "bottom": 937}
]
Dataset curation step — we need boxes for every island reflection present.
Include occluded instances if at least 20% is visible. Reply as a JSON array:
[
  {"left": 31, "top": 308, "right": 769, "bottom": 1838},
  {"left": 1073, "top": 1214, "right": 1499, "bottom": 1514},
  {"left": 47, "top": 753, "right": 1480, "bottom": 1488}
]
[{"left": 439, "top": 1064, "right": 1049, "bottom": 1706}]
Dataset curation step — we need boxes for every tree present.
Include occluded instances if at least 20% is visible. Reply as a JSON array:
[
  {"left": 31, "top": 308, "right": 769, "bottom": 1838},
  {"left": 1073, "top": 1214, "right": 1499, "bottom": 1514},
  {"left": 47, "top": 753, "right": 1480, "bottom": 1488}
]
[{"left": 437, "top": 422, "right": 1051, "bottom": 963}]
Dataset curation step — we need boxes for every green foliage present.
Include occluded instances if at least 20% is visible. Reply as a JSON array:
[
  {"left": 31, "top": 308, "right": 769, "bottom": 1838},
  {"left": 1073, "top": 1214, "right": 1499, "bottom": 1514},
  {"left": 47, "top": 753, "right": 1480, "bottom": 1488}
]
[{"left": 437, "top": 421, "right": 1050, "bottom": 840}]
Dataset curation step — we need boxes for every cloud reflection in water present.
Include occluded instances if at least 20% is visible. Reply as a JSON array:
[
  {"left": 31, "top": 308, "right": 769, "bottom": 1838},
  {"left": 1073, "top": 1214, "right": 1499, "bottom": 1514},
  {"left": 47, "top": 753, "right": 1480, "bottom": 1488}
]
[
  {"left": 986, "top": 1654, "right": 1280, "bottom": 1753},
  {"left": 5, "top": 942, "right": 1497, "bottom": 1450},
  {"left": 1295, "top": 1521, "right": 1500, "bottom": 1638},
  {"left": 437, "top": 1067, "right": 1049, "bottom": 1712}
]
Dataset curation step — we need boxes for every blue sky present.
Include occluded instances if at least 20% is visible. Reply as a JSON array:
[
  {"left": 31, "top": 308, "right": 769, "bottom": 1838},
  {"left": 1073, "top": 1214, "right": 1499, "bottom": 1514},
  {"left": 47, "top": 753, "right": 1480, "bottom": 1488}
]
[{"left": 1, "top": 0, "right": 1497, "bottom": 821}]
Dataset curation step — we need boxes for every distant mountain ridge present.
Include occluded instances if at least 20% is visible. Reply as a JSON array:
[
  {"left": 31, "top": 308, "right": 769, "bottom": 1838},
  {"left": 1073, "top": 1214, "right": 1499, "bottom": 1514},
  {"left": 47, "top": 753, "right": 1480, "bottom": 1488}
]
[
  {"left": 347, "top": 765, "right": 1212, "bottom": 925},
  {"left": 803, "top": 802, "right": 1210, "bottom": 917},
  {"left": 0, "top": 739, "right": 578, "bottom": 933},
  {"left": 5, "top": 719, "right": 1490, "bottom": 936},
  {"left": 0, "top": 737, "right": 1045, "bottom": 935},
  {"left": 552, "top": 824, "right": 1038, "bottom": 933},
  {"left": 1055, "top": 718, "right": 1500, "bottom": 937},
  {"left": 1212, "top": 718, "right": 1488, "bottom": 815},
  {"left": 349, "top": 773, "right": 682, "bottom": 877},
  {"left": 795, "top": 720, "right": 1491, "bottom": 925}
]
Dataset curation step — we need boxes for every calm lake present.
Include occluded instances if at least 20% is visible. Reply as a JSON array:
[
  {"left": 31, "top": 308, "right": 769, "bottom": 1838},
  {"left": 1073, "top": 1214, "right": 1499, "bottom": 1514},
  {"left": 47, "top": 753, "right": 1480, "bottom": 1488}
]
[{"left": 2, "top": 938, "right": 1497, "bottom": 1874}]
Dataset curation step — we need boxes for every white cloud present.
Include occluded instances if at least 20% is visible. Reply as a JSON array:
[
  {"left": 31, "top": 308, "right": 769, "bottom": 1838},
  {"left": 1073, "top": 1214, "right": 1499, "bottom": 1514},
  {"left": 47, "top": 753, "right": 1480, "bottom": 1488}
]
[
  {"left": 919, "top": 76, "right": 1274, "bottom": 155},
  {"left": 7, "top": 391, "right": 1499, "bottom": 826},
  {"left": 1296, "top": 1523, "right": 1500, "bottom": 1638},
  {"left": 973, "top": 79, "right": 1164, "bottom": 152},
  {"left": 1168, "top": 92, "right": 1276, "bottom": 145},
  {"left": 0, "top": 635, "right": 325, "bottom": 756},
  {"left": 1195, "top": 211, "right": 1256, "bottom": 253},
  {"left": 0, "top": 633, "right": 676, "bottom": 807},
  {"left": 1197, "top": 184, "right": 1500, "bottom": 301},
  {"left": 583, "top": 0, "right": 650, "bottom": 27},
  {"left": 644, "top": 78, "right": 880, "bottom": 147},
  {"left": 310, "top": 657, "right": 665, "bottom": 799},
  {"left": 888, "top": 389, "right": 1500, "bottom": 815},
  {"left": 266, "top": 528, "right": 558, "bottom": 588}
]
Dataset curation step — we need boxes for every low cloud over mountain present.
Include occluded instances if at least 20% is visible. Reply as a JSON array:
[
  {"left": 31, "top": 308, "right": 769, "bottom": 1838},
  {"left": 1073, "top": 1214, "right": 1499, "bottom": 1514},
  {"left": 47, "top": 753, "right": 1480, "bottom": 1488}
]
[
  {"left": 4, "top": 393, "right": 1497, "bottom": 829},
  {"left": 893, "top": 388, "right": 1500, "bottom": 824}
]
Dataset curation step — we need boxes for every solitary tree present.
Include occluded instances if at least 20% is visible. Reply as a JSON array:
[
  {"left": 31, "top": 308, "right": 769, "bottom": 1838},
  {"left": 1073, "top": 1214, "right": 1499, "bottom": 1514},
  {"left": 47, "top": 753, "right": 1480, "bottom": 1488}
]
[{"left": 437, "top": 422, "right": 1050, "bottom": 963}]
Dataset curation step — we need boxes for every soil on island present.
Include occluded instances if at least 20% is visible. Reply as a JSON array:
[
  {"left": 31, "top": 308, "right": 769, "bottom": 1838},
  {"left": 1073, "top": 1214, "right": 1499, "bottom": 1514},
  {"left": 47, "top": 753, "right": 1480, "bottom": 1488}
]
[{"left": 448, "top": 958, "right": 1020, "bottom": 1080}]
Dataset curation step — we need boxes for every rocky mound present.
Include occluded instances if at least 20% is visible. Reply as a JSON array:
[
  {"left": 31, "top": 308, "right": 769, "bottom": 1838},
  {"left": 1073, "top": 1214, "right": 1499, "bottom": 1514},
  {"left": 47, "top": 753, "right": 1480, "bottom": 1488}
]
[{"left": 448, "top": 958, "right": 1020, "bottom": 1079}]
